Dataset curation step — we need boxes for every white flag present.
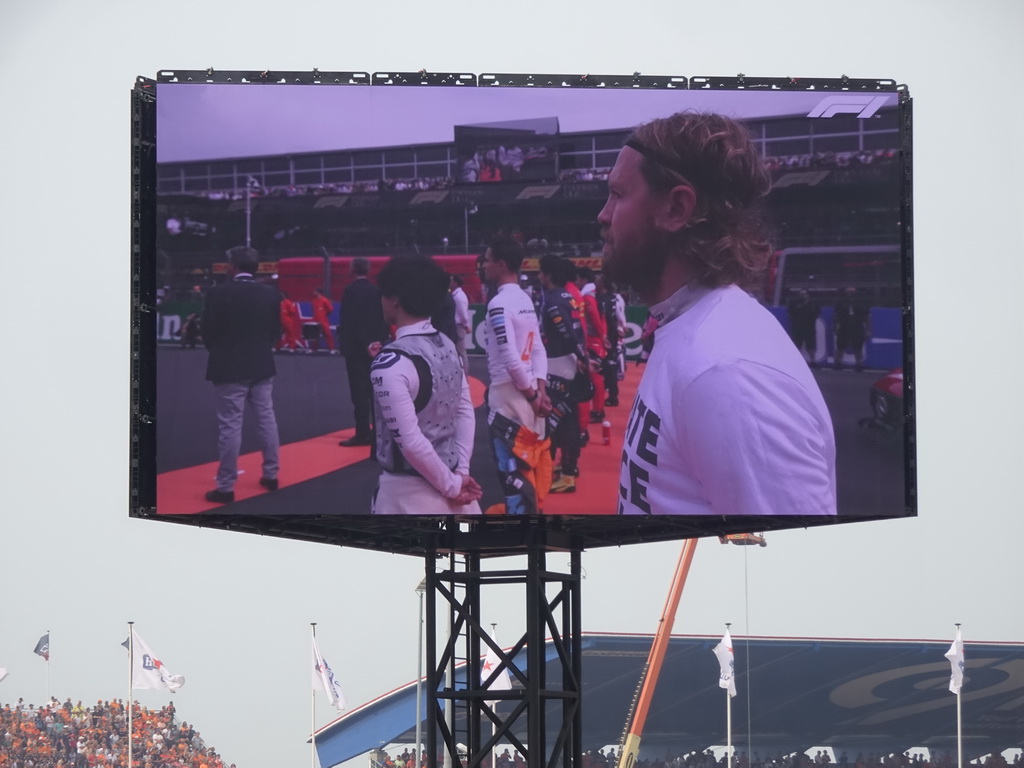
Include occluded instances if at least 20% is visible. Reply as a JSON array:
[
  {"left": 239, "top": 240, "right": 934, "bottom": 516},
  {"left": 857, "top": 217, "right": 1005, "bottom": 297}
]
[
  {"left": 482, "top": 631, "right": 512, "bottom": 700},
  {"left": 0, "top": 667, "right": 9, "bottom": 684},
  {"left": 312, "top": 637, "right": 346, "bottom": 711},
  {"left": 130, "top": 628, "right": 185, "bottom": 693},
  {"left": 944, "top": 627, "right": 965, "bottom": 694},
  {"left": 713, "top": 629, "right": 737, "bottom": 697}
]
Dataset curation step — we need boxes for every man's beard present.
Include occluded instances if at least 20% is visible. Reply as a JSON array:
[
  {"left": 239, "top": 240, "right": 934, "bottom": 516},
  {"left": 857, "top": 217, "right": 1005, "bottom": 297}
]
[{"left": 602, "top": 238, "right": 668, "bottom": 303}]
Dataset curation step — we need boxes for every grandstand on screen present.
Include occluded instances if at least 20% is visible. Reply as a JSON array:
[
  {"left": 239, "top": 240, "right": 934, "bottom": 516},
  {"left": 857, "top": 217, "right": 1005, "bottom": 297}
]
[{"left": 155, "top": 110, "right": 901, "bottom": 303}]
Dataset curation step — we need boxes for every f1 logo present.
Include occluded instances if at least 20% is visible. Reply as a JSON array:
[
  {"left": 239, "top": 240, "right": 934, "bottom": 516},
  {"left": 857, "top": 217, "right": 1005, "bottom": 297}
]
[{"left": 807, "top": 95, "right": 891, "bottom": 119}]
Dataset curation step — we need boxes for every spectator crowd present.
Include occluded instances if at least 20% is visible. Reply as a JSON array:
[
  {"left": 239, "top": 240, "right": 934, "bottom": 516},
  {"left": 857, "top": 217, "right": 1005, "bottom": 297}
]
[
  {"left": 0, "top": 698, "right": 231, "bottom": 768},
  {"left": 371, "top": 746, "right": 1019, "bottom": 768}
]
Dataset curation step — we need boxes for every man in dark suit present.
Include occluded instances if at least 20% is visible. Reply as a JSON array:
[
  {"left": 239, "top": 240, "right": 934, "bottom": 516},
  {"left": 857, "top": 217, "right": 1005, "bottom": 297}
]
[
  {"left": 337, "top": 257, "right": 389, "bottom": 447},
  {"left": 201, "top": 246, "right": 282, "bottom": 503}
]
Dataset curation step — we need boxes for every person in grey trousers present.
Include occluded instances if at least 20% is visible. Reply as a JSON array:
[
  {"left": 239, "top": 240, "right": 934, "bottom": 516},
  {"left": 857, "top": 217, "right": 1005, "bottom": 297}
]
[{"left": 201, "top": 246, "right": 281, "bottom": 504}]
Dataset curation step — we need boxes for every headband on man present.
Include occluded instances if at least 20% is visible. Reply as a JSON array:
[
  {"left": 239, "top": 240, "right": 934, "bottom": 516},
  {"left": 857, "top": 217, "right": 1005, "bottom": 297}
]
[{"left": 624, "top": 138, "right": 699, "bottom": 190}]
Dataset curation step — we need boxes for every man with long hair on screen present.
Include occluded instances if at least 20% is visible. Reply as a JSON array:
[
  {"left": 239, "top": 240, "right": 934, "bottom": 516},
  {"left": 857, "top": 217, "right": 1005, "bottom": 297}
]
[
  {"left": 480, "top": 237, "right": 553, "bottom": 515},
  {"left": 599, "top": 112, "right": 836, "bottom": 517},
  {"left": 201, "top": 246, "right": 282, "bottom": 504},
  {"left": 368, "top": 256, "right": 482, "bottom": 515}
]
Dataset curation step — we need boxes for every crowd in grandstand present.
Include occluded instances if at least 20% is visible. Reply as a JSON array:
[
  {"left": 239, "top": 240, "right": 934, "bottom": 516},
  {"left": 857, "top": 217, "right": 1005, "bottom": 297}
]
[
  {"left": 0, "top": 698, "right": 230, "bottom": 768},
  {"left": 155, "top": 149, "right": 898, "bottom": 303},
  {"left": 637, "top": 750, "right": 1021, "bottom": 768},
  {"left": 173, "top": 147, "right": 897, "bottom": 202},
  {"left": 200, "top": 176, "right": 455, "bottom": 201},
  {"left": 762, "top": 148, "right": 899, "bottom": 172},
  {"left": 371, "top": 746, "right": 1019, "bottom": 768},
  {"left": 559, "top": 169, "right": 611, "bottom": 182}
]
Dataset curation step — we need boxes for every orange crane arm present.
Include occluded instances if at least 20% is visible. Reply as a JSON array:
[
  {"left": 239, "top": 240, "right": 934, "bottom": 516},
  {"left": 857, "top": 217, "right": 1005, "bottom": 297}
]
[{"left": 616, "top": 539, "right": 699, "bottom": 768}]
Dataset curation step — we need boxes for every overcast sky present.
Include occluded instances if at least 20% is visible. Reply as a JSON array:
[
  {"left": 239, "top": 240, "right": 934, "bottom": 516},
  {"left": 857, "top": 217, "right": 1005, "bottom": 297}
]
[{"left": 1, "top": 3, "right": 1022, "bottom": 768}]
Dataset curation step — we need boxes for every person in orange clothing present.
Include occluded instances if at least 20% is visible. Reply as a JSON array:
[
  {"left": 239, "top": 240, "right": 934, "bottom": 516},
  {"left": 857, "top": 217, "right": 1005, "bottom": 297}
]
[
  {"left": 276, "top": 291, "right": 306, "bottom": 351},
  {"left": 562, "top": 265, "right": 604, "bottom": 442},
  {"left": 311, "top": 287, "right": 336, "bottom": 352},
  {"left": 562, "top": 264, "right": 586, "bottom": 330},
  {"left": 576, "top": 266, "right": 608, "bottom": 431}
]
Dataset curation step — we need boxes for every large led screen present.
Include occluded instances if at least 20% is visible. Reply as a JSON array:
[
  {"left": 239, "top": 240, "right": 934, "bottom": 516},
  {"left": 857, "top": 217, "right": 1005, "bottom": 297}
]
[{"left": 134, "top": 72, "right": 915, "bottom": 551}]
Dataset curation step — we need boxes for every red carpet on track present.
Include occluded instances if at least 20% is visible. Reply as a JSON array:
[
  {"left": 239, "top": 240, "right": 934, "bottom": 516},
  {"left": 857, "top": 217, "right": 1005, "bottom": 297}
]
[
  {"left": 156, "top": 366, "right": 642, "bottom": 517},
  {"left": 541, "top": 363, "right": 641, "bottom": 516},
  {"left": 157, "top": 430, "right": 374, "bottom": 515}
]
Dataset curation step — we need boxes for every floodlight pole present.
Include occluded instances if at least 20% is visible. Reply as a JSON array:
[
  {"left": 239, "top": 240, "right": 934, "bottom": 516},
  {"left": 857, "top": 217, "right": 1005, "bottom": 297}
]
[
  {"left": 463, "top": 205, "right": 477, "bottom": 253},
  {"left": 245, "top": 176, "right": 255, "bottom": 248}
]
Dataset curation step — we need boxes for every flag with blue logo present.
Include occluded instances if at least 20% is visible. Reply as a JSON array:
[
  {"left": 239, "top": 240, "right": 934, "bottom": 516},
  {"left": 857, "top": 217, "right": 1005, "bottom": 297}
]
[
  {"left": 130, "top": 628, "right": 185, "bottom": 693},
  {"left": 713, "top": 629, "right": 737, "bottom": 697},
  {"left": 312, "top": 637, "right": 346, "bottom": 711}
]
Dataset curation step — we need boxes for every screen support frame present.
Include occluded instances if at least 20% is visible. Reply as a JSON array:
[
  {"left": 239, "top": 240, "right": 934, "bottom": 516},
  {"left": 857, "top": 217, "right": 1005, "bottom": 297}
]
[
  {"left": 424, "top": 542, "right": 583, "bottom": 768},
  {"left": 131, "top": 76, "right": 158, "bottom": 515}
]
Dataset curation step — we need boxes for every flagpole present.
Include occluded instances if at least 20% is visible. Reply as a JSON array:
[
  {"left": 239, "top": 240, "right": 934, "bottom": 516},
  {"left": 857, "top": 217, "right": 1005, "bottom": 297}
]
[
  {"left": 444, "top": 612, "right": 453, "bottom": 768},
  {"left": 128, "top": 621, "right": 134, "bottom": 768},
  {"left": 725, "top": 623, "right": 732, "bottom": 768},
  {"left": 312, "top": 623, "right": 318, "bottom": 768},
  {"left": 955, "top": 623, "right": 962, "bottom": 768},
  {"left": 46, "top": 628, "right": 51, "bottom": 702},
  {"left": 490, "top": 624, "right": 498, "bottom": 768},
  {"left": 415, "top": 579, "right": 427, "bottom": 768},
  {"left": 956, "top": 689, "right": 962, "bottom": 768}
]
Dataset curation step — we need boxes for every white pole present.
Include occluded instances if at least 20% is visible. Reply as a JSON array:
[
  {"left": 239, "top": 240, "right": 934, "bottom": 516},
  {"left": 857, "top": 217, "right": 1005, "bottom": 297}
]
[
  {"left": 415, "top": 580, "right": 426, "bottom": 768},
  {"left": 726, "top": 690, "right": 732, "bottom": 768},
  {"left": 312, "top": 623, "right": 318, "bottom": 768},
  {"left": 443, "top": 607, "right": 453, "bottom": 768},
  {"left": 726, "top": 622, "right": 732, "bottom": 768},
  {"left": 443, "top": 667, "right": 453, "bottom": 768},
  {"left": 956, "top": 691, "right": 962, "bottom": 768},
  {"left": 128, "top": 622, "right": 134, "bottom": 768},
  {"left": 46, "top": 629, "right": 51, "bottom": 703},
  {"left": 955, "top": 623, "right": 963, "bottom": 768},
  {"left": 490, "top": 624, "right": 498, "bottom": 768}
]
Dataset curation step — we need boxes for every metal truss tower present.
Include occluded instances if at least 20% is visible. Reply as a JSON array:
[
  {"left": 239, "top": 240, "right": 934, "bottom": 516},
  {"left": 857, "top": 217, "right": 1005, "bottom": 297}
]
[{"left": 424, "top": 543, "right": 583, "bottom": 768}]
